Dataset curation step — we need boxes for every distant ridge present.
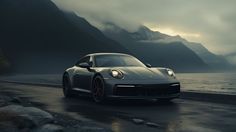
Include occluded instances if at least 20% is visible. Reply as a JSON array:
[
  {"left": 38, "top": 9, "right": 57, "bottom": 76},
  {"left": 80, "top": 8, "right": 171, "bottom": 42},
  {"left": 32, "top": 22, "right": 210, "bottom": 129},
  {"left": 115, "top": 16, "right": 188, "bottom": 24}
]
[
  {"left": 156, "top": 35, "right": 232, "bottom": 70},
  {"left": 102, "top": 23, "right": 209, "bottom": 72},
  {"left": 0, "top": 0, "right": 129, "bottom": 73}
]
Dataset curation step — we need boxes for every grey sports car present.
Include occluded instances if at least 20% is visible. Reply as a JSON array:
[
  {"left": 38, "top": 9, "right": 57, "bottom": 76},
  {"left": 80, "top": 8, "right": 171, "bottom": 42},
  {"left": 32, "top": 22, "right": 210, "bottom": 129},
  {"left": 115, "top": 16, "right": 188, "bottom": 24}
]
[{"left": 62, "top": 53, "right": 180, "bottom": 103}]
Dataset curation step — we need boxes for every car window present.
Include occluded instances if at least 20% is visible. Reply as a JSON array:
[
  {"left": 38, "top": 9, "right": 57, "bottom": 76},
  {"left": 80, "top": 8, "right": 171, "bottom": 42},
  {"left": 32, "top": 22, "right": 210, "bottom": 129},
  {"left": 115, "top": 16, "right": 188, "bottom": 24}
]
[
  {"left": 75, "top": 56, "right": 90, "bottom": 66},
  {"left": 94, "top": 55, "right": 145, "bottom": 67}
]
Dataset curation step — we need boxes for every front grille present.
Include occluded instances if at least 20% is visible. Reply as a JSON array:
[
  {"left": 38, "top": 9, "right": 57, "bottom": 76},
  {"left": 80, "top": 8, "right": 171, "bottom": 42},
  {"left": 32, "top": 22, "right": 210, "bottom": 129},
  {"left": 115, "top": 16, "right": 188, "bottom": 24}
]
[{"left": 114, "top": 83, "right": 180, "bottom": 96}]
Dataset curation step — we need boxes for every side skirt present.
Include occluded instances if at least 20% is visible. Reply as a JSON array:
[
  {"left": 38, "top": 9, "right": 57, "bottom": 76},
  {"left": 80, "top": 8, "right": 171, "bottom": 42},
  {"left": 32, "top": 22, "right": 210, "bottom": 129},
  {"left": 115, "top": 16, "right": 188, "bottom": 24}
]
[{"left": 72, "top": 88, "right": 91, "bottom": 93}]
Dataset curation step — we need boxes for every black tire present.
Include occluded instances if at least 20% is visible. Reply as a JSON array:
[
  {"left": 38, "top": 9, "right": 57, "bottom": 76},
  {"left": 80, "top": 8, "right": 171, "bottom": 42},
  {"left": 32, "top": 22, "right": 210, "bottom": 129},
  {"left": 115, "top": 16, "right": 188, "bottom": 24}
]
[
  {"left": 63, "top": 74, "right": 73, "bottom": 98},
  {"left": 92, "top": 75, "right": 106, "bottom": 103}
]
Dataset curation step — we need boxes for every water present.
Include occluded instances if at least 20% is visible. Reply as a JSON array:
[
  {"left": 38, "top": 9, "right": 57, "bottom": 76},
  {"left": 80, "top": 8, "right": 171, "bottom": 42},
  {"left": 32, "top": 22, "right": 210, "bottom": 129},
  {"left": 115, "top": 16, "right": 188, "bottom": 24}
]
[
  {"left": 1, "top": 73, "right": 236, "bottom": 95},
  {"left": 177, "top": 73, "right": 236, "bottom": 95}
]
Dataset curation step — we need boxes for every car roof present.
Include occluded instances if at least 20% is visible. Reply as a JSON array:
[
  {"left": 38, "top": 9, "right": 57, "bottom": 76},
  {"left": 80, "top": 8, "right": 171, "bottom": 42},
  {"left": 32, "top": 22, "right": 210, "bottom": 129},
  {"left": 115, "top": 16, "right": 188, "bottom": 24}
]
[{"left": 87, "top": 53, "right": 132, "bottom": 57}]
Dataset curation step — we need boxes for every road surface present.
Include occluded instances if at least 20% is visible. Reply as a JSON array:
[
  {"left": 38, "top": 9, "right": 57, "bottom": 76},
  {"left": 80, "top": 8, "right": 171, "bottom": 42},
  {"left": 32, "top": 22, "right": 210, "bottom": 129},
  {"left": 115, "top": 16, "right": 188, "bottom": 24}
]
[{"left": 0, "top": 82, "right": 236, "bottom": 132}]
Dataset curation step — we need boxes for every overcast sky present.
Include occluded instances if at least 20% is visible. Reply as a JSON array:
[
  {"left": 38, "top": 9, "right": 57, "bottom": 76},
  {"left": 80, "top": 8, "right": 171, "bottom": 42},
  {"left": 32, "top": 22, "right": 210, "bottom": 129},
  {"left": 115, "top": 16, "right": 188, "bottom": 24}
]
[{"left": 52, "top": 0, "right": 236, "bottom": 55}]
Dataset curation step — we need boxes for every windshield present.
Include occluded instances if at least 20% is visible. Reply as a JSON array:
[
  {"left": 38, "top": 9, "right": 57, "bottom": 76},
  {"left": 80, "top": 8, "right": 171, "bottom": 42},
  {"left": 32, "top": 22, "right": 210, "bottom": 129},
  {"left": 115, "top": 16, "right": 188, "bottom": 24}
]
[{"left": 94, "top": 55, "right": 145, "bottom": 67}]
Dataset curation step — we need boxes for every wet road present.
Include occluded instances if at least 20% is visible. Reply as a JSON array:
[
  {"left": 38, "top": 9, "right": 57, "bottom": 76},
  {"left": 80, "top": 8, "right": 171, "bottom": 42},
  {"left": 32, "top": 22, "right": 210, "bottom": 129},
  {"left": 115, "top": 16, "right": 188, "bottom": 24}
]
[{"left": 1, "top": 82, "right": 236, "bottom": 132}]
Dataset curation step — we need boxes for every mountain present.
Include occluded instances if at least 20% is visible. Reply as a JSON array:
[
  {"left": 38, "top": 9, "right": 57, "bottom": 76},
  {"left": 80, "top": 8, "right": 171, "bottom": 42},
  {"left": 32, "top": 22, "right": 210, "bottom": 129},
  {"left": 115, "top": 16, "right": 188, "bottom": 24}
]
[
  {"left": 102, "top": 24, "right": 209, "bottom": 72},
  {"left": 225, "top": 52, "right": 236, "bottom": 66},
  {"left": 186, "top": 42, "right": 231, "bottom": 70},
  {"left": 157, "top": 35, "right": 231, "bottom": 70},
  {"left": 0, "top": 0, "right": 129, "bottom": 73}
]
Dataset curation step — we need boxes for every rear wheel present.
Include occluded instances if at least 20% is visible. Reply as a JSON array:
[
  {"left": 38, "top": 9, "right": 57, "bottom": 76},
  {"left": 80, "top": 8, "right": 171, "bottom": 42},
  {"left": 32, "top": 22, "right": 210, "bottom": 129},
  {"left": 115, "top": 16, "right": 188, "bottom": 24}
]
[
  {"left": 63, "top": 75, "right": 73, "bottom": 98},
  {"left": 92, "top": 76, "right": 106, "bottom": 103}
]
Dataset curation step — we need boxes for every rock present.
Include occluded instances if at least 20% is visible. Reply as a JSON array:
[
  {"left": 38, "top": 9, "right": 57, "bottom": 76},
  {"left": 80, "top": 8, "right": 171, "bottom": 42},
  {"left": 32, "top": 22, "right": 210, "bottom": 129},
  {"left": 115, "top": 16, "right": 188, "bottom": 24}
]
[
  {"left": 0, "top": 96, "right": 24, "bottom": 106},
  {"left": 132, "top": 118, "right": 145, "bottom": 124},
  {"left": 34, "top": 124, "right": 63, "bottom": 132},
  {"left": 0, "top": 122, "right": 18, "bottom": 132},
  {"left": 10, "top": 97, "right": 23, "bottom": 104},
  {"left": 0, "top": 99, "right": 7, "bottom": 107},
  {"left": 0, "top": 105, "right": 54, "bottom": 127},
  {"left": 0, "top": 95, "right": 11, "bottom": 107},
  {"left": 14, "top": 114, "right": 36, "bottom": 129},
  {"left": 0, "top": 95, "right": 12, "bottom": 101},
  {"left": 145, "top": 122, "right": 162, "bottom": 128},
  {"left": 80, "top": 126, "right": 106, "bottom": 132},
  {"left": 0, "top": 110, "right": 33, "bottom": 131}
]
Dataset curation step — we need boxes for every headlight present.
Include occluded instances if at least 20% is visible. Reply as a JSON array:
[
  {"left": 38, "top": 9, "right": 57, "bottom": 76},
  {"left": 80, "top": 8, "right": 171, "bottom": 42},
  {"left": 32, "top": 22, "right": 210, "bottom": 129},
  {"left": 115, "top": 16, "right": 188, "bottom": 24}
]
[
  {"left": 166, "top": 69, "right": 175, "bottom": 77},
  {"left": 110, "top": 70, "right": 123, "bottom": 79}
]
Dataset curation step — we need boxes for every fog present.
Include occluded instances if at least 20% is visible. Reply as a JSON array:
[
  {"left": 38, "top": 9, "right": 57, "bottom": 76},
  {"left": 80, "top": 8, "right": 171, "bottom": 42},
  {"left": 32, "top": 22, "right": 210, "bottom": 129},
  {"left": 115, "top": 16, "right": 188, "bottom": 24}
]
[{"left": 52, "top": 0, "right": 236, "bottom": 56}]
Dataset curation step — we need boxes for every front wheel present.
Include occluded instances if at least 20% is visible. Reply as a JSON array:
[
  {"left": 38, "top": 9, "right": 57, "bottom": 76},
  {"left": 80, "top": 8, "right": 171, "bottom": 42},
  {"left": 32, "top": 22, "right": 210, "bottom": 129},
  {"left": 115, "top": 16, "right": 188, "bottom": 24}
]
[{"left": 92, "top": 76, "right": 106, "bottom": 103}]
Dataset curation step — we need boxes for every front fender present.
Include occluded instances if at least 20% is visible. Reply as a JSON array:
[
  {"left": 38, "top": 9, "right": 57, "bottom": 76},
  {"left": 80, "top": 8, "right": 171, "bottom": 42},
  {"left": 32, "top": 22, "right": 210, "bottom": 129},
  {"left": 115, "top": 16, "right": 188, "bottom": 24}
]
[{"left": 64, "top": 66, "right": 76, "bottom": 85}]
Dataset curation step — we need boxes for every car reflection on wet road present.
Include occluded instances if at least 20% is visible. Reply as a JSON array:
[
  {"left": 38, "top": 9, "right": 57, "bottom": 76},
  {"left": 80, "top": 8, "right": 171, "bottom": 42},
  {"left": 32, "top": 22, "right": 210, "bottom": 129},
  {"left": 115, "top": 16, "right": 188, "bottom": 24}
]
[{"left": 1, "top": 82, "right": 236, "bottom": 132}]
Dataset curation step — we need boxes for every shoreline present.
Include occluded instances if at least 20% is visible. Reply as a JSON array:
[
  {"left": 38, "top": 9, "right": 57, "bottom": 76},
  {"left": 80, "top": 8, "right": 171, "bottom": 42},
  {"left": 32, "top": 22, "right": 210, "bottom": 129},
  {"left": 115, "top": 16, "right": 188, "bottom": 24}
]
[
  {"left": 0, "top": 80, "right": 236, "bottom": 105},
  {"left": 181, "top": 91, "right": 236, "bottom": 105}
]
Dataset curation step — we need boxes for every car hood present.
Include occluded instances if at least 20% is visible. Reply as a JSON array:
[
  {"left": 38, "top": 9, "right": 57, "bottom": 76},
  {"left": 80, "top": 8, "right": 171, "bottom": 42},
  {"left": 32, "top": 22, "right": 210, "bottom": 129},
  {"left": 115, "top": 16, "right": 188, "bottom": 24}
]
[{"left": 112, "top": 67, "right": 168, "bottom": 80}]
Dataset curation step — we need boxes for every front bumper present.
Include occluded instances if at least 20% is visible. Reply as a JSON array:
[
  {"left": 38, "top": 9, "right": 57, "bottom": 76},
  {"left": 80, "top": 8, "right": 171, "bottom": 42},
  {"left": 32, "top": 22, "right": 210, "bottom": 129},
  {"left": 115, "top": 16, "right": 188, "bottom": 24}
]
[{"left": 104, "top": 79, "right": 180, "bottom": 100}]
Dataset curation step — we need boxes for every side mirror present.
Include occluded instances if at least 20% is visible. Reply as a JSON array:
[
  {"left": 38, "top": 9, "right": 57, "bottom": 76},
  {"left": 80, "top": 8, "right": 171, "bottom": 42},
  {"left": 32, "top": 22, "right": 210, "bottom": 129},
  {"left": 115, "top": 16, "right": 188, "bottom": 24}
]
[
  {"left": 145, "top": 63, "right": 152, "bottom": 68},
  {"left": 78, "top": 62, "right": 91, "bottom": 69}
]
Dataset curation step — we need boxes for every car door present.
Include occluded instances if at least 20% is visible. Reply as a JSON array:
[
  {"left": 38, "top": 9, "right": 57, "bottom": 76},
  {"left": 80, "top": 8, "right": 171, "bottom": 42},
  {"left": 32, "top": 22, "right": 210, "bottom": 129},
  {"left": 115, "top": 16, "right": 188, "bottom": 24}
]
[{"left": 73, "top": 56, "right": 94, "bottom": 92}]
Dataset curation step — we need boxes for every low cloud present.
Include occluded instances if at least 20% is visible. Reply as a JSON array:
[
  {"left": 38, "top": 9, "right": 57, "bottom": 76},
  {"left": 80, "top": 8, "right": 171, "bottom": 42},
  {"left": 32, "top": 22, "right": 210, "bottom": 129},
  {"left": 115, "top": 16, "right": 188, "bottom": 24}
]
[
  {"left": 226, "top": 54, "right": 236, "bottom": 65},
  {"left": 52, "top": 0, "right": 236, "bottom": 55}
]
